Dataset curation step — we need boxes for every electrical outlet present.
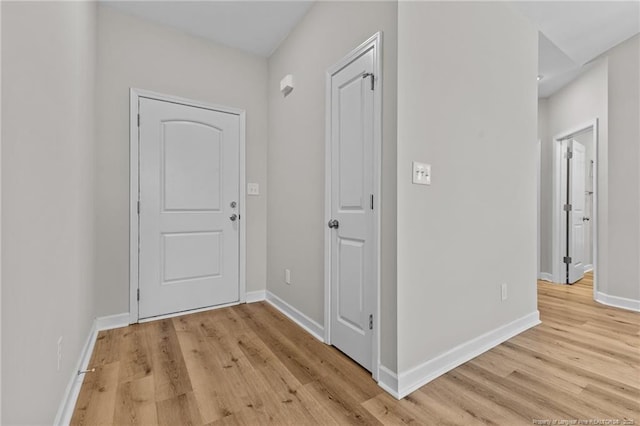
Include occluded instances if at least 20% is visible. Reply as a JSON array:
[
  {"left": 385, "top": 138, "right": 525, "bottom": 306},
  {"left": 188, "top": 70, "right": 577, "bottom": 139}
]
[
  {"left": 285, "top": 269, "right": 291, "bottom": 285},
  {"left": 501, "top": 283, "right": 508, "bottom": 301},
  {"left": 57, "top": 336, "right": 63, "bottom": 371}
]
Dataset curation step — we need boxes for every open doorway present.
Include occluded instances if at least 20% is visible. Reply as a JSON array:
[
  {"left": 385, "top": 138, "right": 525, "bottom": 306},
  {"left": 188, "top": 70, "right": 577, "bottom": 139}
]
[{"left": 551, "top": 120, "right": 598, "bottom": 295}]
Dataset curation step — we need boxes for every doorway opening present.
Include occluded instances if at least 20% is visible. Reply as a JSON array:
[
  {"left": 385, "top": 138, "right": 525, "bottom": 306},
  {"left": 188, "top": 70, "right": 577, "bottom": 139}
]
[{"left": 552, "top": 120, "right": 598, "bottom": 296}]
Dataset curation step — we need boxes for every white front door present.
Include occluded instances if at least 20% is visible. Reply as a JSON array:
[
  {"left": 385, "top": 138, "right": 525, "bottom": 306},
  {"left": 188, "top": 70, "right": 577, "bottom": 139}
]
[
  {"left": 138, "top": 97, "right": 240, "bottom": 319},
  {"left": 328, "top": 46, "right": 375, "bottom": 371},
  {"left": 567, "top": 139, "right": 586, "bottom": 283}
]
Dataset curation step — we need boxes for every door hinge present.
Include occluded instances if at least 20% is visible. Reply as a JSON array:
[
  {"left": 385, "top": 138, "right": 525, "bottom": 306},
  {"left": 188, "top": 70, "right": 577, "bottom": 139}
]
[
  {"left": 566, "top": 149, "right": 573, "bottom": 159},
  {"left": 137, "top": 200, "right": 140, "bottom": 214},
  {"left": 369, "top": 314, "right": 373, "bottom": 330},
  {"left": 137, "top": 113, "right": 140, "bottom": 127},
  {"left": 563, "top": 203, "right": 572, "bottom": 212},
  {"left": 563, "top": 256, "right": 572, "bottom": 264},
  {"left": 370, "top": 194, "right": 374, "bottom": 210},
  {"left": 137, "top": 288, "right": 140, "bottom": 301},
  {"left": 362, "top": 72, "right": 375, "bottom": 91}
]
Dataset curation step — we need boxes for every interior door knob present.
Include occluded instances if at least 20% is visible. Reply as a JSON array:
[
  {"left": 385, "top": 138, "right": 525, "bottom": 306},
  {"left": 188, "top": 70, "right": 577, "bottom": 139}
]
[
  {"left": 328, "top": 219, "right": 339, "bottom": 229},
  {"left": 230, "top": 214, "right": 238, "bottom": 222},
  {"left": 582, "top": 217, "right": 590, "bottom": 221}
]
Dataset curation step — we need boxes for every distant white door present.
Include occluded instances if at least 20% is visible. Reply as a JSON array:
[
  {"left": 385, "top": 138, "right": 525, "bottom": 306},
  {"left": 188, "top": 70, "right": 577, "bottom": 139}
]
[
  {"left": 567, "top": 139, "right": 586, "bottom": 283},
  {"left": 328, "top": 45, "right": 376, "bottom": 371},
  {"left": 138, "top": 97, "right": 240, "bottom": 319}
]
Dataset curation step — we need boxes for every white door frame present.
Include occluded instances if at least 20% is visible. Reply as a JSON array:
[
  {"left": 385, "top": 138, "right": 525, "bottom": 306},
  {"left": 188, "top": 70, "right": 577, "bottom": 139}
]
[
  {"left": 324, "top": 32, "right": 382, "bottom": 381},
  {"left": 129, "top": 88, "right": 246, "bottom": 324},
  {"left": 552, "top": 119, "right": 598, "bottom": 296}
]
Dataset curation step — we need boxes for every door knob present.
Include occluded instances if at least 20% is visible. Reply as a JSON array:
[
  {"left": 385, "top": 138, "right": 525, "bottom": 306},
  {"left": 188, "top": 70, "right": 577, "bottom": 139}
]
[
  {"left": 230, "top": 214, "right": 238, "bottom": 222},
  {"left": 582, "top": 217, "right": 590, "bottom": 221},
  {"left": 328, "top": 219, "right": 339, "bottom": 229}
]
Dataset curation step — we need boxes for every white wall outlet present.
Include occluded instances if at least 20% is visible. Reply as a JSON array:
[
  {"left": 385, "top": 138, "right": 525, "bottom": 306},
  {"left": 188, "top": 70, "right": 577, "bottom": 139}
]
[
  {"left": 285, "top": 269, "right": 291, "bottom": 285},
  {"left": 247, "top": 183, "right": 260, "bottom": 196},
  {"left": 501, "top": 283, "right": 508, "bottom": 301},
  {"left": 57, "top": 336, "right": 63, "bottom": 371},
  {"left": 412, "top": 162, "right": 431, "bottom": 185}
]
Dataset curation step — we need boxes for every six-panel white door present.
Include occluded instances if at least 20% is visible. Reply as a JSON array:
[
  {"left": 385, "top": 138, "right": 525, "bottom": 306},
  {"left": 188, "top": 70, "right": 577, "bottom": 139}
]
[
  {"left": 329, "top": 47, "right": 375, "bottom": 371},
  {"left": 138, "top": 97, "right": 240, "bottom": 319},
  {"left": 568, "top": 139, "right": 586, "bottom": 283}
]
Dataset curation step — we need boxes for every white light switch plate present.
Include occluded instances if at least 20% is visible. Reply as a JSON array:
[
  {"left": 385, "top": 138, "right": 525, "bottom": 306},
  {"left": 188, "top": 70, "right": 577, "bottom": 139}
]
[
  {"left": 247, "top": 183, "right": 260, "bottom": 195},
  {"left": 412, "top": 162, "right": 431, "bottom": 185}
]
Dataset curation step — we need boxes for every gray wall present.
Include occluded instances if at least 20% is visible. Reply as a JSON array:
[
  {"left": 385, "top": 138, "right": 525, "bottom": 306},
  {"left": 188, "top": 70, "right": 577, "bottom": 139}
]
[
  {"left": 396, "top": 1, "right": 538, "bottom": 372},
  {"left": 266, "top": 1, "right": 398, "bottom": 371},
  {"left": 1, "top": 2, "right": 97, "bottom": 423},
  {"left": 607, "top": 34, "right": 640, "bottom": 301},
  {"left": 95, "top": 5, "right": 269, "bottom": 316}
]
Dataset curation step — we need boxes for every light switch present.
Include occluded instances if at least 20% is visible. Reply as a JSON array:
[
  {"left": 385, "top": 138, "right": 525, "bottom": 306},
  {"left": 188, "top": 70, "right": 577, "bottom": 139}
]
[
  {"left": 412, "top": 162, "right": 431, "bottom": 185},
  {"left": 247, "top": 183, "right": 260, "bottom": 195}
]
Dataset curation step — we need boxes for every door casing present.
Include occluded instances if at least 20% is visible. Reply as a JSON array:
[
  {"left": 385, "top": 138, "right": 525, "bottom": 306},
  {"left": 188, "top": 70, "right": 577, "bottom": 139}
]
[
  {"left": 324, "top": 32, "right": 382, "bottom": 381},
  {"left": 552, "top": 119, "right": 598, "bottom": 297},
  {"left": 129, "top": 88, "right": 246, "bottom": 324}
]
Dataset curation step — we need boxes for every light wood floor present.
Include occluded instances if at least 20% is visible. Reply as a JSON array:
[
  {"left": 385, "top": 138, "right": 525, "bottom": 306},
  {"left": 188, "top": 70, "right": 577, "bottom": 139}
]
[{"left": 72, "top": 273, "right": 639, "bottom": 425}]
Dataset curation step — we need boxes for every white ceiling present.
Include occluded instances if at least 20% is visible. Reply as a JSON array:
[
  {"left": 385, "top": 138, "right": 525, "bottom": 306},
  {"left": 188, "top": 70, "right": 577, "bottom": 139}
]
[
  {"left": 103, "top": 1, "right": 639, "bottom": 97},
  {"left": 103, "top": 1, "right": 314, "bottom": 57},
  {"left": 509, "top": 1, "right": 640, "bottom": 98}
]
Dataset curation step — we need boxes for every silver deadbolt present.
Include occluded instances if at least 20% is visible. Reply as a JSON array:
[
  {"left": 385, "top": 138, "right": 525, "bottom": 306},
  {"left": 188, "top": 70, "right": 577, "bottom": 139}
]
[
  {"left": 328, "top": 219, "right": 339, "bottom": 229},
  {"left": 230, "top": 214, "right": 238, "bottom": 222},
  {"left": 230, "top": 201, "right": 237, "bottom": 208}
]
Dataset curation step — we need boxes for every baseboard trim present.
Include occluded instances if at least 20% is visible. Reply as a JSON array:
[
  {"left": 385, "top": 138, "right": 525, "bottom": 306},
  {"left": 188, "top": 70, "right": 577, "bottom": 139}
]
[
  {"left": 538, "top": 272, "right": 553, "bottom": 282},
  {"left": 54, "top": 313, "right": 130, "bottom": 425},
  {"left": 245, "top": 290, "right": 266, "bottom": 303},
  {"left": 377, "top": 365, "right": 400, "bottom": 399},
  {"left": 396, "top": 310, "right": 541, "bottom": 399},
  {"left": 265, "top": 291, "right": 325, "bottom": 342},
  {"left": 584, "top": 264, "right": 594, "bottom": 273},
  {"left": 54, "top": 321, "right": 98, "bottom": 425},
  {"left": 96, "top": 312, "right": 130, "bottom": 331},
  {"left": 595, "top": 291, "right": 640, "bottom": 312}
]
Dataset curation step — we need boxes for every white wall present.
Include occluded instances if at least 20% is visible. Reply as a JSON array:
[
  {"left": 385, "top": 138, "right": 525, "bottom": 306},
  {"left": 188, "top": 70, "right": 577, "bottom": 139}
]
[
  {"left": 396, "top": 0, "right": 538, "bottom": 376},
  {"left": 266, "top": 1, "right": 398, "bottom": 371},
  {"left": 606, "top": 34, "right": 640, "bottom": 301},
  {"left": 540, "top": 59, "right": 608, "bottom": 285},
  {"left": 95, "top": 5, "right": 269, "bottom": 316},
  {"left": 1, "top": 2, "right": 97, "bottom": 423}
]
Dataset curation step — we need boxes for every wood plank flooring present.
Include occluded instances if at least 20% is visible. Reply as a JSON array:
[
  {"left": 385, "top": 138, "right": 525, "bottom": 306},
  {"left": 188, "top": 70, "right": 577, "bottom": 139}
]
[{"left": 72, "top": 273, "right": 640, "bottom": 425}]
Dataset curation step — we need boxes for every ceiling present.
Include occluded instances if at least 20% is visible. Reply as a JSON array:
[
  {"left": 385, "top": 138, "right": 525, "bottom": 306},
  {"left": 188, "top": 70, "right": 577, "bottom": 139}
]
[
  {"left": 104, "top": 1, "right": 314, "bottom": 57},
  {"left": 103, "top": 1, "right": 639, "bottom": 97},
  {"left": 509, "top": 1, "right": 640, "bottom": 98}
]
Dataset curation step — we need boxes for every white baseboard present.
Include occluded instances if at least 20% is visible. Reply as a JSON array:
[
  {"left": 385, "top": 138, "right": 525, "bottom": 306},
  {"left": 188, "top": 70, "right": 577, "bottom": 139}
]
[
  {"left": 265, "top": 291, "right": 324, "bottom": 342},
  {"left": 396, "top": 310, "right": 541, "bottom": 399},
  {"left": 538, "top": 272, "right": 553, "bottom": 282},
  {"left": 584, "top": 264, "right": 594, "bottom": 273},
  {"left": 595, "top": 291, "right": 640, "bottom": 312},
  {"left": 54, "top": 321, "right": 98, "bottom": 425},
  {"left": 96, "top": 312, "right": 130, "bottom": 331},
  {"left": 54, "top": 313, "right": 130, "bottom": 425},
  {"left": 377, "top": 365, "right": 400, "bottom": 399},
  {"left": 245, "top": 290, "right": 266, "bottom": 303}
]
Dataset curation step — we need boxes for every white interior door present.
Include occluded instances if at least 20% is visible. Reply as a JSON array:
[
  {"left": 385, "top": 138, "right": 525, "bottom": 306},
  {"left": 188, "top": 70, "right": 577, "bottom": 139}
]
[
  {"left": 138, "top": 97, "right": 240, "bottom": 319},
  {"left": 568, "top": 139, "right": 586, "bottom": 283},
  {"left": 328, "top": 47, "right": 375, "bottom": 371}
]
